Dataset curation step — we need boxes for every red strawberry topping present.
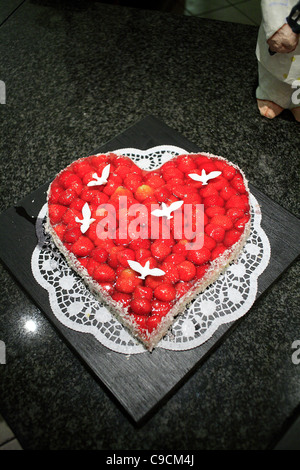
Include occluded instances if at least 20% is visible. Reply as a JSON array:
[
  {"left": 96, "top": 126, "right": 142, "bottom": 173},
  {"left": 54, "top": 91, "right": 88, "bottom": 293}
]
[
  {"left": 112, "top": 292, "right": 131, "bottom": 308},
  {"left": 210, "top": 214, "right": 233, "bottom": 230},
  {"left": 130, "top": 298, "right": 152, "bottom": 316},
  {"left": 177, "top": 154, "right": 197, "bottom": 173},
  {"left": 71, "top": 236, "right": 94, "bottom": 257},
  {"left": 211, "top": 244, "right": 227, "bottom": 260},
  {"left": 116, "top": 248, "right": 136, "bottom": 267},
  {"left": 63, "top": 226, "right": 82, "bottom": 243},
  {"left": 115, "top": 268, "right": 142, "bottom": 293},
  {"left": 151, "top": 300, "right": 173, "bottom": 316},
  {"left": 98, "top": 282, "right": 114, "bottom": 296},
  {"left": 93, "top": 263, "right": 116, "bottom": 283},
  {"left": 135, "top": 184, "right": 154, "bottom": 202},
  {"left": 154, "top": 284, "right": 176, "bottom": 302},
  {"left": 48, "top": 184, "right": 64, "bottom": 204},
  {"left": 48, "top": 204, "right": 67, "bottom": 225},
  {"left": 160, "top": 261, "right": 179, "bottom": 284},
  {"left": 223, "top": 229, "right": 242, "bottom": 247},
  {"left": 205, "top": 223, "right": 225, "bottom": 242},
  {"left": 91, "top": 247, "right": 108, "bottom": 263},
  {"left": 151, "top": 240, "right": 172, "bottom": 261},
  {"left": 54, "top": 224, "right": 66, "bottom": 239},
  {"left": 225, "top": 194, "right": 249, "bottom": 211},
  {"left": 47, "top": 152, "right": 251, "bottom": 343},
  {"left": 234, "top": 215, "right": 250, "bottom": 231},
  {"left": 196, "top": 264, "right": 210, "bottom": 279},
  {"left": 133, "top": 285, "right": 153, "bottom": 301},
  {"left": 175, "top": 281, "right": 193, "bottom": 297},
  {"left": 177, "top": 260, "right": 197, "bottom": 281},
  {"left": 187, "top": 246, "right": 211, "bottom": 265}
]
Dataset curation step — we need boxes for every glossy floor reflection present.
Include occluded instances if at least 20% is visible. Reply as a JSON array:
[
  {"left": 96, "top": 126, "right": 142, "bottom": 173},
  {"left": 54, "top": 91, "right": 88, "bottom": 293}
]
[
  {"left": 0, "top": 414, "right": 22, "bottom": 450},
  {"left": 97, "top": 0, "right": 262, "bottom": 25}
]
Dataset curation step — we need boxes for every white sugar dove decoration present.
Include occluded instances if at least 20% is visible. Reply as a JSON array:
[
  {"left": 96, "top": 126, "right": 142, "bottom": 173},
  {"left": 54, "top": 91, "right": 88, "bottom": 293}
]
[
  {"left": 188, "top": 169, "right": 221, "bottom": 185},
  {"left": 127, "top": 260, "right": 165, "bottom": 280},
  {"left": 75, "top": 203, "right": 96, "bottom": 233},
  {"left": 87, "top": 164, "right": 110, "bottom": 187},
  {"left": 151, "top": 201, "right": 184, "bottom": 220}
]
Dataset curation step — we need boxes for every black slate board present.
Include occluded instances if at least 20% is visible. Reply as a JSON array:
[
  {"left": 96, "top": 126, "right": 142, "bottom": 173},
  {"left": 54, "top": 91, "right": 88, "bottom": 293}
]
[{"left": 0, "top": 116, "right": 299, "bottom": 423}]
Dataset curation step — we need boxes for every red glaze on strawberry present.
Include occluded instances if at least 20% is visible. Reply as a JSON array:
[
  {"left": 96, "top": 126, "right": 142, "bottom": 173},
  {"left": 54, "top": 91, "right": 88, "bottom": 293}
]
[
  {"left": 93, "top": 263, "right": 116, "bottom": 283},
  {"left": 210, "top": 214, "right": 233, "bottom": 230},
  {"left": 48, "top": 184, "right": 64, "bottom": 204},
  {"left": 151, "top": 240, "right": 172, "bottom": 261},
  {"left": 151, "top": 300, "right": 173, "bottom": 316},
  {"left": 47, "top": 152, "right": 251, "bottom": 342},
  {"left": 112, "top": 292, "right": 131, "bottom": 308},
  {"left": 205, "top": 223, "right": 226, "bottom": 243},
  {"left": 91, "top": 246, "right": 108, "bottom": 263},
  {"left": 187, "top": 246, "right": 211, "bottom": 265},
  {"left": 211, "top": 245, "right": 227, "bottom": 260},
  {"left": 48, "top": 204, "right": 67, "bottom": 224},
  {"left": 130, "top": 298, "right": 152, "bottom": 316},
  {"left": 115, "top": 268, "right": 142, "bottom": 293},
  {"left": 71, "top": 236, "right": 94, "bottom": 257},
  {"left": 135, "top": 184, "right": 154, "bottom": 202},
  {"left": 195, "top": 264, "right": 210, "bottom": 279},
  {"left": 223, "top": 229, "right": 242, "bottom": 247},
  {"left": 154, "top": 284, "right": 176, "bottom": 302},
  {"left": 175, "top": 281, "right": 193, "bottom": 297},
  {"left": 54, "top": 224, "right": 66, "bottom": 239},
  {"left": 133, "top": 285, "right": 153, "bottom": 301},
  {"left": 63, "top": 226, "right": 81, "bottom": 243},
  {"left": 234, "top": 215, "right": 250, "bottom": 231},
  {"left": 177, "top": 260, "right": 196, "bottom": 281},
  {"left": 116, "top": 248, "right": 136, "bottom": 267}
]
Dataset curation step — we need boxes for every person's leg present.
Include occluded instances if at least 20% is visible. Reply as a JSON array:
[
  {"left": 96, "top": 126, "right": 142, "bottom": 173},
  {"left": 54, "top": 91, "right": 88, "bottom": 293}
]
[
  {"left": 256, "top": 62, "right": 292, "bottom": 119},
  {"left": 257, "top": 99, "right": 284, "bottom": 118}
]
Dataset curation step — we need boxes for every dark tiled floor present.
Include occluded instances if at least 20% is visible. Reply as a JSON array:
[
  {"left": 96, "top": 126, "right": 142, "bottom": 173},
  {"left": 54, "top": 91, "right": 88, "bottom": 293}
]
[
  {"left": 96, "top": 0, "right": 262, "bottom": 25},
  {"left": 0, "top": 0, "right": 262, "bottom": 451}
]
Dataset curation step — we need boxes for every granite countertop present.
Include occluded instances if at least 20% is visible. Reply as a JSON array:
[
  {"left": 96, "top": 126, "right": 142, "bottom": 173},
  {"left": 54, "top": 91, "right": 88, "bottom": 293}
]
[{"left": 0, "top": 0, "right": 299, "bottom": 451}]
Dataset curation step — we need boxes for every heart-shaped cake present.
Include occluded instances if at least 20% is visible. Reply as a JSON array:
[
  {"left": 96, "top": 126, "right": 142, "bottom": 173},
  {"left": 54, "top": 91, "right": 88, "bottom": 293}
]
[{"left": 46, "top": 151, "right": 251, "bottom": 350}]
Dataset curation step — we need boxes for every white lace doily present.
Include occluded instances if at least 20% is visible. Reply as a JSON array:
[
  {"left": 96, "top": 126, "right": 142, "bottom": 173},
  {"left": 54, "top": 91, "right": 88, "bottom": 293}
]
[{"left": 31, "top": 146, "right": 271, "bottom": 354}]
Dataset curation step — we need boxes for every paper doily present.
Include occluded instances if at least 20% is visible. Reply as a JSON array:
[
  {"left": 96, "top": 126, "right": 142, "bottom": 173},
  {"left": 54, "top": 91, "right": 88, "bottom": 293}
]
[{"left": 31, "top": 146, "right": 271, "bottom": 354}]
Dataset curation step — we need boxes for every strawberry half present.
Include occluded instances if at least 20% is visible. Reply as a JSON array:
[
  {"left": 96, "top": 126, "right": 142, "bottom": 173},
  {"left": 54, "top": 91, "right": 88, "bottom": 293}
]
[{"left": 46, "top": 151, "right": 251, "bottom": 350}]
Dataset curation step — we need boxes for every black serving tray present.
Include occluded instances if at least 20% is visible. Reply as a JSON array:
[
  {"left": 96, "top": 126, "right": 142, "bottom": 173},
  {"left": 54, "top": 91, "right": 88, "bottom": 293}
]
[{"left": 0, "top": 116, "right": 299, "bottom": 423}]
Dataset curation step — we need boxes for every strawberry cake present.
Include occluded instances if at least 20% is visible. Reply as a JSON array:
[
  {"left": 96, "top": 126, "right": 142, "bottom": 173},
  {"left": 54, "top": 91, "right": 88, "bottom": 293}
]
[{"left": 45, "top": 152, "right": 251, "bottom": 351}]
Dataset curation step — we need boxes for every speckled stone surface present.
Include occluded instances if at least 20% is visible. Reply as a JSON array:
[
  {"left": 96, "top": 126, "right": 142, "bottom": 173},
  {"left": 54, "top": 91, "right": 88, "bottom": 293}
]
[{"left": 0, "top": 0, "right": 299, "bottom": 450}]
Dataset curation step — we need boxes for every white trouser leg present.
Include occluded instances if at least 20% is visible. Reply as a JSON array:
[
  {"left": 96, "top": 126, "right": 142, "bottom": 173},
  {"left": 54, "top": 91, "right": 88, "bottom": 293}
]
[{"left": 256, "top": 61, "right": 295, "bottom": 109}]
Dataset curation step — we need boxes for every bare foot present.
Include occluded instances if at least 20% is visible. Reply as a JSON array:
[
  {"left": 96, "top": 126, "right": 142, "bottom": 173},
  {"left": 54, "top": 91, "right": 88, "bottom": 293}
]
[
  {"left": 257, "top": 99, "right": 284, "bottom": 119},
  {"left": 291, "top": 108, "right": 300, "bottom": 122}
]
